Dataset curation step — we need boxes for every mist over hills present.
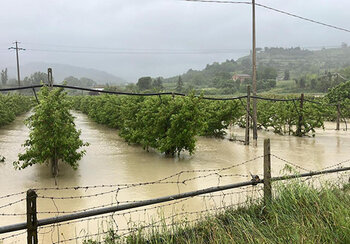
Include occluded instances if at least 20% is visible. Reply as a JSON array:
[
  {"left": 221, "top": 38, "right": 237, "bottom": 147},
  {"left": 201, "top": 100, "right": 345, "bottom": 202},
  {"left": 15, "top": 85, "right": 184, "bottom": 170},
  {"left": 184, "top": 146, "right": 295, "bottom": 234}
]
[{"left": 6, "top": 62, "right": 126, "bottom": 85}]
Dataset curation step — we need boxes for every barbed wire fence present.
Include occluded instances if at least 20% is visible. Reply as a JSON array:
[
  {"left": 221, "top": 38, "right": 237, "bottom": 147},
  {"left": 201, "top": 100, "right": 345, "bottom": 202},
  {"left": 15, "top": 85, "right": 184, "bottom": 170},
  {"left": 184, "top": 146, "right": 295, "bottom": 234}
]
[
  {"left": 0, "top": 139, "right": 349, "bottom": 243},
  {"left": 0, "top": 83, "right": 349, "bottom": 243}
]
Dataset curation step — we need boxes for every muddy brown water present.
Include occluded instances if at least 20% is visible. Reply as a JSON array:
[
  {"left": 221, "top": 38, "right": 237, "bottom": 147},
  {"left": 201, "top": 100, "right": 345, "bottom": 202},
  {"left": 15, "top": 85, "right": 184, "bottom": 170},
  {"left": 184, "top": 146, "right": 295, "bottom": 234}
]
[{"left": 0, "top": 112, "right": 349, "bottom": 243}]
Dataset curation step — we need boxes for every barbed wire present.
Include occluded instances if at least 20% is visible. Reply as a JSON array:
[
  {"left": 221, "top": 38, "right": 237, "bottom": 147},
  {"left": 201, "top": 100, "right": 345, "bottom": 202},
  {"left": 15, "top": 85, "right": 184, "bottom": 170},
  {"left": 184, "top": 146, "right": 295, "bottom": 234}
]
[
  {"left": 271, "top": 154, "right": 312, "bottom": 172},
  {"left": 50, "top": 198, "right": 258, "bottom": 244},
  {"left": 33, "top": 155, "right": 263, "bottom": 194},
  {"left": 0, "top": 191, "right": 26, "bottom": 200},
  {"left": 37, "top": 198, "right": 193, "bottom": 230},
  {"left": 0, "top": 230, "right": 26, "bottom": 242},
  {"left": 0, "top": 154, "right": 349, "bottom": 242},
  {"left": 320, "top": 158, "right": 350, "bottom": 171},
  {"left": 0, "top": 198, "right": 26, "bottom": 210},
  {"left": 0, "top": 212, "right": 26, "bottom": 216}
]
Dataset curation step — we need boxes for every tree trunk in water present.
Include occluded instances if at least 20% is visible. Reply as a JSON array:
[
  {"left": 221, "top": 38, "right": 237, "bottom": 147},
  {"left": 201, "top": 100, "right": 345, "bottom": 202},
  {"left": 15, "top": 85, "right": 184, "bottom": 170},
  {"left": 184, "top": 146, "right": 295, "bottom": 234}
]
[{"left": 51, "top": 156, "right": 58, "bottom": 177}]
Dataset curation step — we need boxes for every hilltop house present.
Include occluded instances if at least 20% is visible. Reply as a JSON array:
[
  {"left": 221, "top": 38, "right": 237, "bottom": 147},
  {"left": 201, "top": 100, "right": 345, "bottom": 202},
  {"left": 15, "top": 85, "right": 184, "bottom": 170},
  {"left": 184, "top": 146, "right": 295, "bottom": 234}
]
[{"left": 232, "top": 74, "right": 251, "bottom": 83}]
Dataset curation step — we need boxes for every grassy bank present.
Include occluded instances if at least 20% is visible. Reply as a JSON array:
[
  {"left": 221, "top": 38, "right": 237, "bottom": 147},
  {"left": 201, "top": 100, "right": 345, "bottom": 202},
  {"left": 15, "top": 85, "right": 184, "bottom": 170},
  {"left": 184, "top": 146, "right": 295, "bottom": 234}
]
[{"left": 85, "top": 180, "right": 350, "bottom": 243}]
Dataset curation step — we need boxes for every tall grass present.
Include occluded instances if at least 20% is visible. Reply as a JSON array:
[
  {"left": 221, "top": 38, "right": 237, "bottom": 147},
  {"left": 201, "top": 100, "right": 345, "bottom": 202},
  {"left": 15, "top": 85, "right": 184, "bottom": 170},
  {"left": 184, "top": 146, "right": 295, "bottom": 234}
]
[{"left": 85, "top": 180, "right": 350, "bottom": 243}]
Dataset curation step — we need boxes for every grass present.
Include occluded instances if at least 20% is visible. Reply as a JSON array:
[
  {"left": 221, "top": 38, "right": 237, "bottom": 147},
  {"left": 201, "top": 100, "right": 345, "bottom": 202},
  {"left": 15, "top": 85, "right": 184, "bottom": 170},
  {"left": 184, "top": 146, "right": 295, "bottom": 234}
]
[{"left": 85, "top": 180, "right": 350, "bottom": 243}]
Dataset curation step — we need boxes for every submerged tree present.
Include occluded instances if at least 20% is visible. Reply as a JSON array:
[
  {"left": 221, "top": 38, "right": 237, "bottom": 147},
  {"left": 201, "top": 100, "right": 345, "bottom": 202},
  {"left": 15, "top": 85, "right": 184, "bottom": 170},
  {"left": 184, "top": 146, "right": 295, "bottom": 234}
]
[{"left": 14, "top": 86, "right": 88, "bottom": 177}]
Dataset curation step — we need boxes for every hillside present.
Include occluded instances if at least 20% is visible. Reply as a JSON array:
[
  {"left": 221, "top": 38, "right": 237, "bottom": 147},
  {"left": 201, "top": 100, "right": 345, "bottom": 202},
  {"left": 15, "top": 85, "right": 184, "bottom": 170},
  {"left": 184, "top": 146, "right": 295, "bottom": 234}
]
[
  {"left": 163, "top": 46, "right": 350, "bottom": 94},
  {"left": 238, "top": 46, "right": 350, "bottom": 78},
  {"left": 6, "top": 62, "right": 125, "bottom": 85}
]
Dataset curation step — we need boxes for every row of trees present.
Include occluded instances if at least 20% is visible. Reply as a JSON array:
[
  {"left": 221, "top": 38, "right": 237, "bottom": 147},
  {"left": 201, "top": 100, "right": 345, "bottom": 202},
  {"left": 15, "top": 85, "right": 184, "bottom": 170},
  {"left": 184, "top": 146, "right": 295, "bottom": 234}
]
[
  {"left": 5, "top": 81, "right": 349, "bottom": 177},
  {"left": 72, "top": 95, "right": 243, "bottom": 156},
  {"left": 0, "top": 93, "right": 33, "bottom": 127},
  {"left": 0, "top": 69, "right": 98, "bottom": 89},
  {"left": 136, "top": 77, "right": 164, "bottom": 91},
  {"left": 294, "top": 71, "right": 347, "bottom": 93}
]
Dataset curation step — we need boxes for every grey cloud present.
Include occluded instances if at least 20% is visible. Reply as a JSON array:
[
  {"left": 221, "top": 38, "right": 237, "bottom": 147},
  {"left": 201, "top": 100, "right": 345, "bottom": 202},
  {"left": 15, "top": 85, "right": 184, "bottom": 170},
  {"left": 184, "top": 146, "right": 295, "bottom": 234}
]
[{"left": 1, "top": 0, "right": 350, "bottom": 81}]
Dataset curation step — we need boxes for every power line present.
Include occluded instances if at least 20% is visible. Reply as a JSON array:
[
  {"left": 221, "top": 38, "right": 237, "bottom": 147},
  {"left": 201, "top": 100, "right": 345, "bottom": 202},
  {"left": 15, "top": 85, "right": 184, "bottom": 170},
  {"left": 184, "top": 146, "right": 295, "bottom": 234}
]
[
  {"left": 184, "top": 0, "right": 350, "bottom": 33},
  {"left": 24, "top": 48, "right": 251, "bottom": 55},
  {"left": 255, "top": 3, "right": 350, "bottom": 33}
]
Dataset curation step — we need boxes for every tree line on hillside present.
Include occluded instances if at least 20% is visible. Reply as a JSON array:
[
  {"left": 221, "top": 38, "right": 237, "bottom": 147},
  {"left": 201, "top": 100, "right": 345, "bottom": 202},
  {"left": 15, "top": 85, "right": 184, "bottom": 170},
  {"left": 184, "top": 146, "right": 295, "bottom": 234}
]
[
  {"left": 0, "top": 69, "right": 98, "bottom": 89},
  {"left": 293, "top": 67, "right": 350, "bottom": 93}
]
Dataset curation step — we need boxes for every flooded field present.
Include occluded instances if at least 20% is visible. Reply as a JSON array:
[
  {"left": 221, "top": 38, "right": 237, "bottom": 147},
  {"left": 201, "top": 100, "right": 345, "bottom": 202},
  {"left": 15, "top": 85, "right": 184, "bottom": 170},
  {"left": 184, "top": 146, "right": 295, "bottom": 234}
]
[{"left": 0, "top": 112, "right": 349, "bottom": 243}]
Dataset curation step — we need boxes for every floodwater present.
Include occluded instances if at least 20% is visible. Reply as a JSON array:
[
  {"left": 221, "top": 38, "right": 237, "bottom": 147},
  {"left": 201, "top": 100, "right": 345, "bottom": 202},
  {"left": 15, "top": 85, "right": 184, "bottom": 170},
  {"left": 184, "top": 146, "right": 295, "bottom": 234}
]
[{"left": 0, "top": 112, "right": 349, "bottom": 243}]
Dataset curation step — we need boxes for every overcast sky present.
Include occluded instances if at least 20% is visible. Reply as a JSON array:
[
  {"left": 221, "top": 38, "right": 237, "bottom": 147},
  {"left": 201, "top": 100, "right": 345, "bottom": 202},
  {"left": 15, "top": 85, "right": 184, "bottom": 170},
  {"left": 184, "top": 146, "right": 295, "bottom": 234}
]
[{"left": 1, "top": 0, "right": 349, "bottom": 82}]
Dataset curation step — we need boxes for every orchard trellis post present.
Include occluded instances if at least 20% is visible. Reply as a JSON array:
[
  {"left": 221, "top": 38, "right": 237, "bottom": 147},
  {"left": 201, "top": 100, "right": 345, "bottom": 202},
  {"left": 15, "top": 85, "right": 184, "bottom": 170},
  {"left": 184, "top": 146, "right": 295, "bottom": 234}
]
[
  {"left": 47, "top": 68, "right": 58, "bottom": 178},
  {"left": 296, "top": 93, "right": 304, "bottom": 137},
  {"left": 245, "top": 85, "right": 251, "bottom": 145}
]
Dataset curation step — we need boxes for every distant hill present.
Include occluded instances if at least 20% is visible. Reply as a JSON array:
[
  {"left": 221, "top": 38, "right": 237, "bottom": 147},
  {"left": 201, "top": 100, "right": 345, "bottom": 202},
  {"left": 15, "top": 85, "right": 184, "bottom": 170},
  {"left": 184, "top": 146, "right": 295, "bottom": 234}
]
[
  {"left": 6, "top": 62, "right": 125, "bottom": 85},
  {"left": 164, "top": 46, "right": 350, "bottom": 89},
  {"left": 237, "top": 46, "right": 350, "bottom": 78}
]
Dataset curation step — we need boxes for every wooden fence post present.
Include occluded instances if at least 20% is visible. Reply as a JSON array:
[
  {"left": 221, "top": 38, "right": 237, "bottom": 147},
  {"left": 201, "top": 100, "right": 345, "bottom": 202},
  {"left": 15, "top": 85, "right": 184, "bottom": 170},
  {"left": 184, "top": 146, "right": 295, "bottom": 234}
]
[
  {"left": 296, "top": 93, "right": 304, "bottom": 137},
  {"left": 27, "top": 189, "right": 38, "bottom": 244},
  {"left": 244, "top": 85, "right": 251, "bottom": 145},
  {"left": 264, "top": 139, "right": 272, "bottom": 204},
  {"left": 336, "top": 103, "right": 340, "bottom": 131}
]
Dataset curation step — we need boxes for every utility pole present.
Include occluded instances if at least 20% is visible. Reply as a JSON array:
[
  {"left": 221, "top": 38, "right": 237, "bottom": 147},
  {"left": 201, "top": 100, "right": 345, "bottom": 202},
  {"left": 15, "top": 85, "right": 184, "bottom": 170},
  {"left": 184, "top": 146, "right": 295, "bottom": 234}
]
[
  {"left": 252, "top": 0, "right": 258, "bottom": 141},
  {"left": 8, "top": 41, "right": 25, "bottom": 87}
]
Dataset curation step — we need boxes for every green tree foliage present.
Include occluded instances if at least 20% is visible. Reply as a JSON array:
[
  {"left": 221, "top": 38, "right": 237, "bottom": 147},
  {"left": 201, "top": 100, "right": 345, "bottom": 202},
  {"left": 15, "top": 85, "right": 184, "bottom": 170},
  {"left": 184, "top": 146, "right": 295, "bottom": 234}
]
[
  {"left": 256, "top": 96, "right": 326, "bottom": 136},
  {"left": 73, "top": 94, "right": 206, "bottom": 156},
  {"left": 200, "top": 100, "right": 243, "bottom": 137},
  {"left": 1, "top": 68, "right": 8, "bottom": 86},
  {"left": 64, "top": 76, "right": 96, "bottom": 87},
  {"left": 327, "top": 81, "right": 350, "bottom": 102},
  {"left": 152, "top": 77, "right": 164, "bottom": 90},
  {"left": 23, "top": 72, "right": 48, "bottom": 86},
  {"left": 257, "top": 66, "right": 278, "bottom": 80},
  {"left": 0, "top": 93, "right": 33, "bottom": 127},
  {"left": 284, "top": 70, "right": 290, "bottom": 80},
  {"left": 176, "top": 76, "right": 183, "bottom": 92},
  {"left": 327, "top": 81, "right": 350, "bottom": 118},
  {"left": 14, "top": 86, "right": 88, "bottom": 176},
  {"left": 137, "top": 77, "right": 153, "bottom": 91}
]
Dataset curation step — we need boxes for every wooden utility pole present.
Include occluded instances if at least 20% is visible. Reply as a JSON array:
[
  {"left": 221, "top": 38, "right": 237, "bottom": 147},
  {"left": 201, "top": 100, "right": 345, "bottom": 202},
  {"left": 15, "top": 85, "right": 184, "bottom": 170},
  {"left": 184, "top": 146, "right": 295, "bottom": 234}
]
[
  {"left": 263, "top": 138, "right": 272, "bottom": 204},
  {"left": 26, "top": 189, "right": 38, "bottom": 244},
  {"left": 8, "top": 41, "right": 25, "bottom": 87},
  {"left": 296, "top": 93, "right": 304, "bottom": 136},
  {"left": 245, "top": 85, "right": 251, "bottom": 145},
  {"left": 252, "top": 0, "right": 258, "bottom": 141}
]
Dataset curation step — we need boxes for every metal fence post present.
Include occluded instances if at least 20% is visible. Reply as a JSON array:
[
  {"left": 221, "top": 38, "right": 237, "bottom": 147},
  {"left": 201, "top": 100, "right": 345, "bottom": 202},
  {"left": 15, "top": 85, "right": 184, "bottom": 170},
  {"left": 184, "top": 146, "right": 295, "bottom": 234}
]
[
  {"left": 244, "top": 85, "right": 251, "bottom": 145},
  {"left": 26, "top": 189, "right": 38, "bottom": 244},
  {"left": 264, "top": 139, "right": 272, "bottom": 205}
]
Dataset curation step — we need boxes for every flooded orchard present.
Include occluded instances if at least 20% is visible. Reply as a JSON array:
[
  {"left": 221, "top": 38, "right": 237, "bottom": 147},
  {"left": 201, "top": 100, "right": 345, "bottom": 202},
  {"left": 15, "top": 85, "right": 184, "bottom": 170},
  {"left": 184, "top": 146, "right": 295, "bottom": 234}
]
[{"left": 0, "top": 112, "right": 349, "bottom": 243}]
